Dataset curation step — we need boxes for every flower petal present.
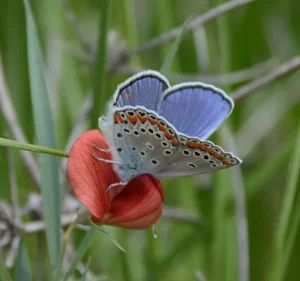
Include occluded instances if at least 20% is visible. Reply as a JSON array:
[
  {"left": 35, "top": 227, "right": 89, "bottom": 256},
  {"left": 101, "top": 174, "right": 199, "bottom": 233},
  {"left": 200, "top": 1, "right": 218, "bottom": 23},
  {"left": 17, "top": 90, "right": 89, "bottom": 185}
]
[
  {"left": 101, "top": 174, "right": 164, "bottom": 229},
  {"left": 67, "top": 130, "right": 121, "bottom": 220}
]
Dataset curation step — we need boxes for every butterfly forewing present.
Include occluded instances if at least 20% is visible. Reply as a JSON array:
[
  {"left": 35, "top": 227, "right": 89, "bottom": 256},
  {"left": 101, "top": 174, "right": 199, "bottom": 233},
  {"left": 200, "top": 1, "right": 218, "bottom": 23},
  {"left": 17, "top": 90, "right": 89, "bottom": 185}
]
[
  {"left": 158, "top": 83, "right": 234, "bottom": 140},
  {"left": 113, "top": 70, "right": 170, "bottom": 111}
]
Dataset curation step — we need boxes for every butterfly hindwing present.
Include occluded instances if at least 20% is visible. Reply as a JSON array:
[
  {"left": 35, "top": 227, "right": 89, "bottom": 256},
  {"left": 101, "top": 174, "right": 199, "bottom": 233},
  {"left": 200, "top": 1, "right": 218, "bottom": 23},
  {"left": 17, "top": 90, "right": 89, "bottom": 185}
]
[{"left": 155, "top": 134, "right": 242, "bottom": 179}]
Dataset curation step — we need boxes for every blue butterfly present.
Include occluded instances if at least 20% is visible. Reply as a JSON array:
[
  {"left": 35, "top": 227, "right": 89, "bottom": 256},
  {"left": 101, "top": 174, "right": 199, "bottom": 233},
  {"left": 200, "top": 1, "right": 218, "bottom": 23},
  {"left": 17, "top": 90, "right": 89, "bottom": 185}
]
[{"left": 98, "top": 70, "right": 242, "bottom": 182}]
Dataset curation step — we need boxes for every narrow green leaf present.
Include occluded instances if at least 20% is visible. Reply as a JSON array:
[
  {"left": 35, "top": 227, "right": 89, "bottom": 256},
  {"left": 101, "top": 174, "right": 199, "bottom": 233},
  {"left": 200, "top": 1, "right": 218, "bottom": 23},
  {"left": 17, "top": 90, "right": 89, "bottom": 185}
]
[
  {"left": 245, "top": 139, "right": 293, "bottom": 199},
  {"left": 0, "top": 259, "right": 13, "bottom": 281},
  {"left": 270, "top": 124, "right": 300, "bottom": 281},
  {"left": 80, "top": 257, "right": 91, "bottom": 281},
  {"left": 64, "top": 228, "right": 97, "bottom": 281},
  {"left": 0, "top": 137, "right": 69, "bottom": 158},
  {"left": 15, "top": 238, "right": 32, "bottom": 281},
  {"left": 91, "top": 0, "right": 111, "bottom": 127},
  {"left": 90, "top": 222, "right": 126, "bottom": 252},
  {"left": 23, "top": 0, "right": 61, "bottom": 271},
  {"left": 160, "top": 17, "right": 191, "bottom": 76}
]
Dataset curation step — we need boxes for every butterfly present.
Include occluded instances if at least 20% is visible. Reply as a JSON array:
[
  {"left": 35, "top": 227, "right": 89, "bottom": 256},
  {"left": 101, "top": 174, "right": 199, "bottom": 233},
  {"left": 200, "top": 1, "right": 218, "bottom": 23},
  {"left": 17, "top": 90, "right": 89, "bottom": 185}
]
[{"left": 98, "top": 70, "right": 242, "bottom": 183}]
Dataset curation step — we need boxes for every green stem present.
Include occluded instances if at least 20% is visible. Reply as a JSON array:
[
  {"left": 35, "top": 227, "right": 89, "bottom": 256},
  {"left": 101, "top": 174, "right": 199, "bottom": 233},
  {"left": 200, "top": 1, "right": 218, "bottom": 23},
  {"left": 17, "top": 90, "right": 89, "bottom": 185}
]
[
  {"left": 91, "top": 0, "right": 110, "bottom": 127},
  {"left": 0, "top": 137, "right": 69, "bottom": 158},
  {"left": 55, "top": 221, "right": 77, "bottom": 281}
]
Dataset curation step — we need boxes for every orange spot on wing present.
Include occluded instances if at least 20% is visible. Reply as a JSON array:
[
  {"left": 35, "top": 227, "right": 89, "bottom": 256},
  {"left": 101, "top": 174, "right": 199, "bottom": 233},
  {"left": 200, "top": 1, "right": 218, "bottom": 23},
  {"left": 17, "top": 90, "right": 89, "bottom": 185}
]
[
  {"left": 197, "top": 144, "right": 208, "bottom": 151},
  {"left": 171, "top": 138, "right": 178, "bottom": 147},
  {"left": 208, "top": 148, "right": 218, "bottom": 156},
  {"left": 137, "top": 115, "right": 148, "bottom": 124},
  {"left": 165, "top": 132, "right": 173, "bottom": 140},
  {"left": 148, "top": 117, "right": 157, "bottom": 125},
  {"left": 126, "top": 115, "right": 138, "bottom": 124},
  {"left": 157, "top": 123, "right": 166, "bottom": 131},
  {"left": 114, "top": 114, "right": 123, "bottom": 124},
  {"left": 224, "top": 160, "right": 231, "bottom": 166},
  {"left": 187, "top": 140, "right": 198, "bottom": 149}
]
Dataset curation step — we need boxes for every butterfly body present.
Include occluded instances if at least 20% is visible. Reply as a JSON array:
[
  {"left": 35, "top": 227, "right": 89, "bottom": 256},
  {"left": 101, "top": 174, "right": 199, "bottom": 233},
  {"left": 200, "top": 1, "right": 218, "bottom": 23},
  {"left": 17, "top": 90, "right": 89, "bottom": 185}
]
[{"left": 99, "top": 70, "right": 241, "bottom": 182}]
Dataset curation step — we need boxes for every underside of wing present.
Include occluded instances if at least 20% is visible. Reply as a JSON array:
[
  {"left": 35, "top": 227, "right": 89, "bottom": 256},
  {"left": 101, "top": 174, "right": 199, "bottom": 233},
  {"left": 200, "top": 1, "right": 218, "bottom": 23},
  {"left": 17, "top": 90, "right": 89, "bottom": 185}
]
[
  {"left": 155, "top": 134, "right": 242, "bottom": 179},
  {"left": 112, "top": 106, "right": 180, "bottom": 180}
]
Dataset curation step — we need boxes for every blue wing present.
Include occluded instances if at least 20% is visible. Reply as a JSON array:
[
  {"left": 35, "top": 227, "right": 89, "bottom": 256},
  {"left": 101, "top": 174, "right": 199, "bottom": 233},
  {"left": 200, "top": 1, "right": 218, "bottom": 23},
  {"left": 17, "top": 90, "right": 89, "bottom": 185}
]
[
  {"left": 158, "top": 82, "right": 234, "bottom": 140},
  {"left": 112, "top": 70, "right": 170, "bottom": 111}
]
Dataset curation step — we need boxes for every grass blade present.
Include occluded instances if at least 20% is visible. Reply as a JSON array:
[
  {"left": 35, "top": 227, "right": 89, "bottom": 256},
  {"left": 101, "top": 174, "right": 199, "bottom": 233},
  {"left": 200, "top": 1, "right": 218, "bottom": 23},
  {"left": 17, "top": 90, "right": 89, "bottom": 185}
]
[
  {"left": 160, "top": 18, "right": 190, "bottom": 76},
  {"left": 91, "top": 0, "right": 111, "bottom": 127},
  {"left": 270, "top": 124, "right": 300, "bottom": 281},
  {"left": 63, "top": 228, "right": 97, "bottom": 281},
  {"left": 15, "top": 238, "right": 32, "bottom": 281},
  {"left": 0, "top": 137, "right": 68, "bottom": 158},
  {"left": 0, "top": 258, "right": 13, "bottom": 281},
  {"left": 23, "top": 0, "right": 61, "bottom": 271},
  {"left": 80, "top": 257, "right": 91, "bottom": 281},
  {"left": 91, "top": 222, "right": 126, "bottom": 252}
]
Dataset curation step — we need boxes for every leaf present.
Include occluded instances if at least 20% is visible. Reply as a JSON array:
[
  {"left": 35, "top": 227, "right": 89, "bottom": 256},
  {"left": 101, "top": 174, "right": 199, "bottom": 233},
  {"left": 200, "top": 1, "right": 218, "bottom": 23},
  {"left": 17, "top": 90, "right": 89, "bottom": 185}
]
[
  {"left": 160, "top": 17, "right": 191, "bottom": 76},
  {"left": 0, "top": 137, "right": 68, "bottom": 158},
  {"left": 90, "top": 221, "right": 126, "bottom": 252},
  {"left": 23, "top": 0, "right": 61, "bottom": 271},
  {"left": 15, "top": 238, "right": 32, "bottom": 281},
  {"left": 63, "top": 228, "right": 97, "bottom": 281}
]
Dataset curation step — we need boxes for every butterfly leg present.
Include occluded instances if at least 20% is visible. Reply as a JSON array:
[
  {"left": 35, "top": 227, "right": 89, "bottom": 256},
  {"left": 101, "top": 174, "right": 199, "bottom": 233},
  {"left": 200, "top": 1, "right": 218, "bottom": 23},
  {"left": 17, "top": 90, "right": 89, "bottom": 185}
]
[
  {"left": 92, "top": 144, "right": 111, "bottom": 153},
  {"left": 92, "top": 154, "right": 121, "bottom": 164},
  {"left": 106, "top": 182, "right": 127, "bottom": 191}
]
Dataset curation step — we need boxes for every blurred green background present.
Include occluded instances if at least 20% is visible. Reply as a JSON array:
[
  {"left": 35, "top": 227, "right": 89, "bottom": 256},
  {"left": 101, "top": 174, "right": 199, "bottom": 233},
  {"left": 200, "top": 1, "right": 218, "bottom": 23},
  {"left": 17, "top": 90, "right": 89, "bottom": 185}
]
[{"left": 1, "top": 0, "right": 300, "bottom": 281}]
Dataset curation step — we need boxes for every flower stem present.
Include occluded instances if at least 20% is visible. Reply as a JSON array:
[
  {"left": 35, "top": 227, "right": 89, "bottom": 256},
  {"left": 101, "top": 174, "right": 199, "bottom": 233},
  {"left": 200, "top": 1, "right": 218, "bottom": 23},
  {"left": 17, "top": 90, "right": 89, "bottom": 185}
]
[
  {"left": 0, "top": 137, "right": 69, "bottom": 158},
  {"left": 55, "top": 221, "right": 77, "bottom": 281}
]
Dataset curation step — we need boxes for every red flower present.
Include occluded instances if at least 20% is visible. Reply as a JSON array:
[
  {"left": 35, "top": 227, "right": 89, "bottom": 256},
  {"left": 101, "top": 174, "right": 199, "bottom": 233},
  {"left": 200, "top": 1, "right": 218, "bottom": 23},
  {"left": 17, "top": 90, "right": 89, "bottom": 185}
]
[{"left": 67, "top": 130, "right": 164, "bottom": 229}]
